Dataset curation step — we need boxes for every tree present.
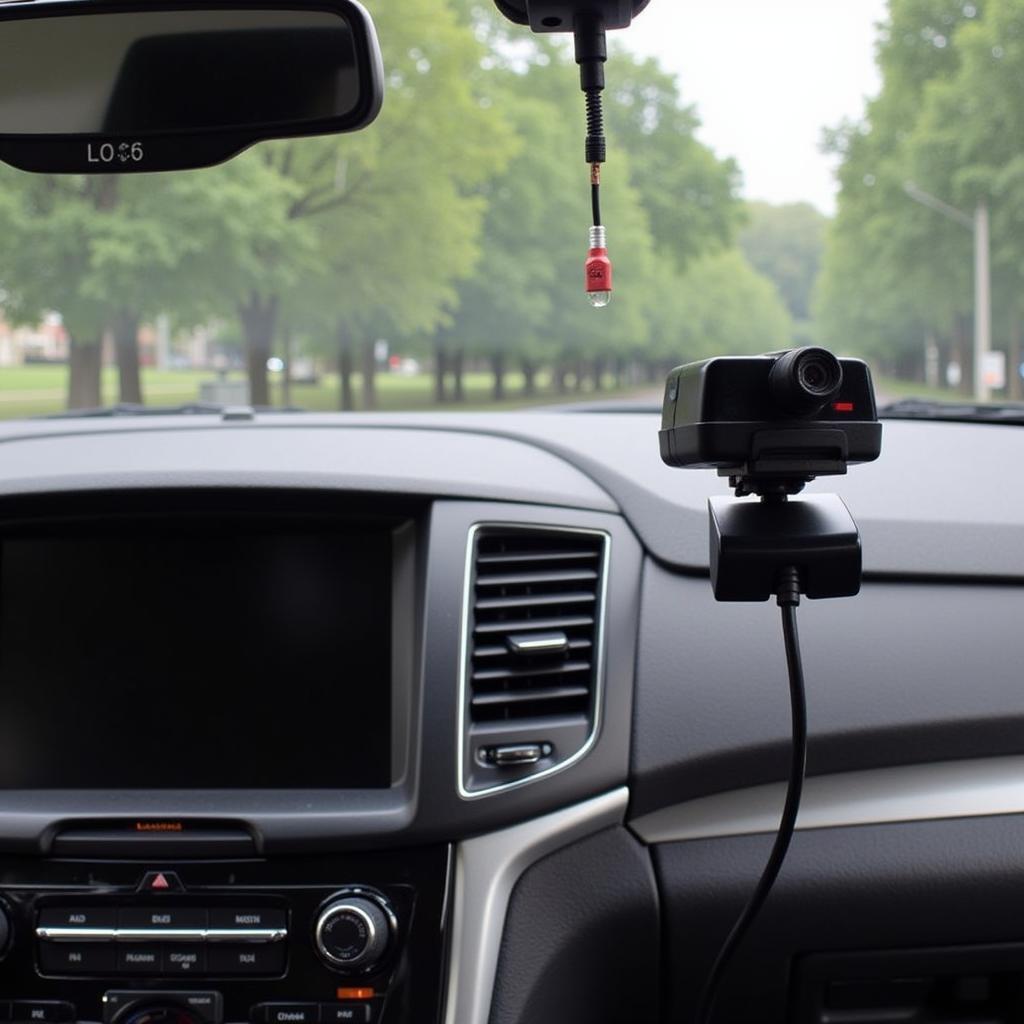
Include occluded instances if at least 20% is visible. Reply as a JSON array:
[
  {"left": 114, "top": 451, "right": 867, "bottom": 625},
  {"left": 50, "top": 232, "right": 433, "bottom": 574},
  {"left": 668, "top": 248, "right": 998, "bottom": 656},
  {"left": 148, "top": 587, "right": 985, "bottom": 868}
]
[
  {"left": 0, "top": 0, "right": 515, "bottom": 411},
  {"left": 605, "top": 49, "right": 743, "bottom": 270},
  {"left": 647, "top": 249, "right": 794, "bottom": 369},
  {"left": 442, "top": 7, "right": 744, "bottom": 394},
  {"left": 816, "top": 0, "right": 983, "bottom": 385},
  {"left": 740, "top": 202, "right": 828, "bottom": 326},
  {"left": 446, "top": 59, "right": 659, "bottom": 394},
  {"left": 906, "top": 0, "right": 1024, "bottom": 395},
  {"left": 0, "top": 171, "right": 213, "bottom": 408},
  {"left": 162, "top": 0, "right": 516, "bottom": 407}
]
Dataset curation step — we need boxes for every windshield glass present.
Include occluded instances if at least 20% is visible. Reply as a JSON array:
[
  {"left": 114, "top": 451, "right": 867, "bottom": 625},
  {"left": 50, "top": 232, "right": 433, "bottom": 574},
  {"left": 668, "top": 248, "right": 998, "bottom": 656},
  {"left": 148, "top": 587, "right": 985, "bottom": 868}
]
[{"left": 0, "top": 0, "right": 1001, "bottom": 419}]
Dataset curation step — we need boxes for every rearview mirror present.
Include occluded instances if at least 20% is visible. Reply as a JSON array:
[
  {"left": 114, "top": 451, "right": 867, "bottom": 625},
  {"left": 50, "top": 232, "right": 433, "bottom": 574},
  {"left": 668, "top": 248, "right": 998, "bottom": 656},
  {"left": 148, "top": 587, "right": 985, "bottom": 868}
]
[{"left": 0, "top": 0, "right": 384, "bottom": 174}]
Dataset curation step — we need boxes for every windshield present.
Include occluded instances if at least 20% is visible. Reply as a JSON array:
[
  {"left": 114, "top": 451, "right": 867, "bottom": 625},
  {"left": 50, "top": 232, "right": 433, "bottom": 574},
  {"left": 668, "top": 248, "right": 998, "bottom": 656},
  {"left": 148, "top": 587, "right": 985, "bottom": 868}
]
[{"left": 0, "top": 0, "right": 1003, "bottom": 419}]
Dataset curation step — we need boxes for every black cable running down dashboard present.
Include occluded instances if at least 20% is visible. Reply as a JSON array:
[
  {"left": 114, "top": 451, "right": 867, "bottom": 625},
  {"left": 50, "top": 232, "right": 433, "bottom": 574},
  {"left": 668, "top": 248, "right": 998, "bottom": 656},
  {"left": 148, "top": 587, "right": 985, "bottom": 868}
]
[{"left": 693, "top": 566, "right": 808, "bottom": 1024}]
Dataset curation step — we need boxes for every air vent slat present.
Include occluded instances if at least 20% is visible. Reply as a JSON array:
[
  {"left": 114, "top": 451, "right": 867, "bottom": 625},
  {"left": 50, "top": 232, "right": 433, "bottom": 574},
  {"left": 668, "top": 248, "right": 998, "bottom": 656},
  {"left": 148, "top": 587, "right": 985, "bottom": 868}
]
[
  {"left": 471, "top": 685, "right": 591, "bottom": 708},
  {"left": 476, "top": 568, "right": 599, "bottom": 587},
  {"left": 476, "top": 550, "right": 599, "bottom": 566},
  {"left": 473, "top": 614, "right": 595, "bottom": 635},
  {"left": 472, "top": 660, "right": 591, "bottom": 684},
  {"left": 465, "top": 529, "right": 606, "bottom": 730},
  {"left": 474, "top": 591, "right": 597, "bottom": 612}
]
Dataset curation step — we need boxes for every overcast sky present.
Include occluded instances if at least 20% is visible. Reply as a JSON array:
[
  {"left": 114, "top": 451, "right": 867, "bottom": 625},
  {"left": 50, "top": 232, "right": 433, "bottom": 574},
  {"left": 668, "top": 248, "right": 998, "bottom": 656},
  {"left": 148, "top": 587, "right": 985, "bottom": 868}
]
[{"left": 621, "top": 0, "right": 889, "bottom": 214}]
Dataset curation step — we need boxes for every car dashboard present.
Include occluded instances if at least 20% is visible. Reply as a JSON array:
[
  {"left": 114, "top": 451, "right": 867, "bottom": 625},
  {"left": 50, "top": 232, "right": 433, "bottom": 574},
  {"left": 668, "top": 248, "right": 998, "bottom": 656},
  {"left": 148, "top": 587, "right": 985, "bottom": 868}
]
[{"left": 0, "top": 409, "right": 1020, "bottom": 1024}]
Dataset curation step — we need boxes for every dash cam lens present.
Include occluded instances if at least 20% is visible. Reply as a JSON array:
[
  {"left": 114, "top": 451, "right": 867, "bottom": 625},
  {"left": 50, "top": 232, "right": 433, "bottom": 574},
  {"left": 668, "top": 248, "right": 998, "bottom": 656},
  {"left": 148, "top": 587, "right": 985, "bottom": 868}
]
[
  {"left": 801, "top": 361, "right": 827, "bottom": 391},
  {"left": 770, "top": 347, "right": 843, "bottom": 415}
]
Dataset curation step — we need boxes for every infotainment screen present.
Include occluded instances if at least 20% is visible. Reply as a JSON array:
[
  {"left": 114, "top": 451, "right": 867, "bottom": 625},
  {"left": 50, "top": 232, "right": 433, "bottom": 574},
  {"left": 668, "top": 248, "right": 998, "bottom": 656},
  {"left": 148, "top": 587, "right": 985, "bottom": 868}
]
[{"left": 0, "top": 524, "right": 394, "bottom": 789}]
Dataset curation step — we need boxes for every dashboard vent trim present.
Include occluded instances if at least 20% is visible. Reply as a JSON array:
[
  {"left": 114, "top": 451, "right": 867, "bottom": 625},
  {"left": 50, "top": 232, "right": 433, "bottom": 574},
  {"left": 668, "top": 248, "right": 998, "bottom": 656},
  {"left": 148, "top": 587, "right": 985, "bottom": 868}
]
[{"left": 458, "top": 523, "right": 610, "bottom": 799}]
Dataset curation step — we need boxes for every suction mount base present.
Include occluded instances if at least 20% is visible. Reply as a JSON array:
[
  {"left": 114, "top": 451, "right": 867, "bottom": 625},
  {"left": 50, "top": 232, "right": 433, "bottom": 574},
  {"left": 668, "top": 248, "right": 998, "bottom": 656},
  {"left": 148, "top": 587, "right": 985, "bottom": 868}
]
[{"left": 709, "top": 493, "right": 862, "bottom": 603}]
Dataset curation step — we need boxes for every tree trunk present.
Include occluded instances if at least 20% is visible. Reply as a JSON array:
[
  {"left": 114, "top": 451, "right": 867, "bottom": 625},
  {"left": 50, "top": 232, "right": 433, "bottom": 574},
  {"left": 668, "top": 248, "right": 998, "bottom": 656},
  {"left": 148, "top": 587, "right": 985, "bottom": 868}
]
[
  {"left": 67, "top": 337, "right": 103, "bottom": 410},
  {"left": 337, "top": 325, "right": 355, "bottom": 411},
  {"left": 554, "top": 364, "right": 569, "bottom": 395},
  {"left": 452, "top": 349, "right": 465, "bottom": 402},
  {"left": 574, "top": 360, "right": 585, "bottom": 393},
  {"left": 361, "top": 338, "right": 377, "bottom": 410},
  {"left": 1011, "top": 311, "right": 1022, "bottom": 401},
  {"left": 281, "top": 329, "right": 293, "bottom": 408},
  {"left": 956, "top": 314, "right": 973, "bottom": 397},
  {"left": 924, "top": 333, "right": 940, "bottom": 389},
  {"left": 521, "top": 360, "right": 537, "bottom": 397},
  {"left": 112, "top": 310, "right": 143, "bottom": 405},
  {"left": 593, "top": 358, "right": 606, "bottom": 391},
  {"left": 434, "top": 339, "right": 448, "bottom": 404},
  {"left": 66, "top": 176, "right": 118, "bottom": 412},
  {"left": 492, "top": 353, "right": 506, "bottom": 401},
  {"left": 239, "top": 293, "right": 279, "bottom": 407}
]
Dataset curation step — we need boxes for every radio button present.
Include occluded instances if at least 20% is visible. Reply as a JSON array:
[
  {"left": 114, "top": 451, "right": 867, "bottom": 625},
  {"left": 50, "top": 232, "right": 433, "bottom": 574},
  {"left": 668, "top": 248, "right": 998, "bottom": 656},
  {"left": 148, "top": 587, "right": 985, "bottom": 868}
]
[
  {"left": 163, "top": 946, "right": 205, "bottom": 975},
  {"left": 119, "top": 908, "right": 207, "bottom": 931},
  {"left": 253, "top": 1005, "right": 319, "bottom": 1024},
  {"left": 209, "top": 908, "right": 285, "bottom": 931},
  {"left": 40, "top": 943, "right": 117, "bottom": 974},
  {"left": 117, "top": 947, "right": 162, "bottom": 973},
  {"left": 207, "top": 944, "right": 285, "bottom": 976},
  {"left": 321, "top": 1006, "right": 371, "bottom": 1024},
  {"left": 11, "top": 1003, "right": 75, "bottom": 1023},
  {"left": 39, "top": 908, "right": 117, "bottom": 930}
]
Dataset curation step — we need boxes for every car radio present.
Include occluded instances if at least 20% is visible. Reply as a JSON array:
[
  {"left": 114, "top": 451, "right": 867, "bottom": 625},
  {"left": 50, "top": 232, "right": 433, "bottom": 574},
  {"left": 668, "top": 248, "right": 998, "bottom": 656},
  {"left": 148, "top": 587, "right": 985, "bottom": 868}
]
[{"left": 0, "top": 848, "right": 450, "bottom": 1024}]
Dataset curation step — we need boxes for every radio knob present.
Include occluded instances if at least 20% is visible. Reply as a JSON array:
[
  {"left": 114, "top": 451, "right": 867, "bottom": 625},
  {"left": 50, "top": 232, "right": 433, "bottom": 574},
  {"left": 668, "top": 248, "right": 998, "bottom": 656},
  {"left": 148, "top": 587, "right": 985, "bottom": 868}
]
[
  {"left": 116, "top": 1006, "right": 204, "bottom": 1024},
  {"left": 315, "top": 895, "right": 393, "bottom": 972}
]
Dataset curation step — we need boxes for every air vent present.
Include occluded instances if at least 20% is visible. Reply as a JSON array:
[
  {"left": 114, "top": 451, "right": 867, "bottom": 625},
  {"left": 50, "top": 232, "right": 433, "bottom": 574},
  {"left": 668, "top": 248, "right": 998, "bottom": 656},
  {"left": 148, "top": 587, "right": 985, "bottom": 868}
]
[{"left": 460, "top": 525, "right": 609, "bottom": 795}]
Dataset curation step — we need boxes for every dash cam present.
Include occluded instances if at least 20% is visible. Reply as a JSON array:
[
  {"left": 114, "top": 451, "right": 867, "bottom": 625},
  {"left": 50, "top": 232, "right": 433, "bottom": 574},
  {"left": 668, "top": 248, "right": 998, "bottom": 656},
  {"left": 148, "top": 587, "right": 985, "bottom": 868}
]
[{"left": 660, "top": 347, "right": 882, "bottom": 497}]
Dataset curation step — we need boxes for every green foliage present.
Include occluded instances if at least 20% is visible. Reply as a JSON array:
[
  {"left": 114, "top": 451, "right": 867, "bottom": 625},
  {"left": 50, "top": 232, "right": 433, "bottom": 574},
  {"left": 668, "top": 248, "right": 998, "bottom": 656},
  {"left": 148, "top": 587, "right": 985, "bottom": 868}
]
[
  {"left": 740, "top": 202, "right": 827, "bottom": 322},
  {"left": 0, "top": 173, "right": 211, "bottom": 339},
  {"left": 815, "top": 0, "right": 1003, "bottom": 376},
  {"left": 605, "top": 49, "right": 743, "bottom": 269},
  {"left": 648, "top": 250, "right": 793, "bottom": 366},
  {"left": 444, "top": 6, "right": 750, "bottom": 371},
  {"left": 446, "top": 40, "right": 659, "bottom": 366},
  {"left": 0, "top": 0, "right": 780, "bottom": 409}
]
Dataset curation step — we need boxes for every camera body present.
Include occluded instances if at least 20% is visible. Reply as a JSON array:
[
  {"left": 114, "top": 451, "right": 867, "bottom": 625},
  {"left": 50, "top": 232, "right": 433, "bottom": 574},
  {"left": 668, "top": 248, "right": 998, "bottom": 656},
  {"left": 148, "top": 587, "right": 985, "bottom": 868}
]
[{"left": 660, "top": 348, "right": 882, "bottom": 495}]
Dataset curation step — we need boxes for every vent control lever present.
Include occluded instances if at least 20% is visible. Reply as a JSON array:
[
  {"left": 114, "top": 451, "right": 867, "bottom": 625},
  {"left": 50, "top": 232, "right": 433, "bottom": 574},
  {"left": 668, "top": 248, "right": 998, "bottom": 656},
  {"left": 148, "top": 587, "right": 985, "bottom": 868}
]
[
  {"left": 484, "top": 743, "right": 553, "bottom": 767},
  {"left": 506, "top": 632, "right": 569, "bottom": 655}
]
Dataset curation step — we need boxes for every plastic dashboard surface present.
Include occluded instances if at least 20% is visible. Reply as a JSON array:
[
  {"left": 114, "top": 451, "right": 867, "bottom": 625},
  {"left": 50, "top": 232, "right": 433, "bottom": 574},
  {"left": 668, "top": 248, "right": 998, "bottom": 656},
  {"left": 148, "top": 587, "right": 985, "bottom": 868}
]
[
  {"left": 0, "top": 410, "right": 1020, "bottom": 578},
  {"left": 0, "top": 410, "right": 1020, "bottom": 831}
]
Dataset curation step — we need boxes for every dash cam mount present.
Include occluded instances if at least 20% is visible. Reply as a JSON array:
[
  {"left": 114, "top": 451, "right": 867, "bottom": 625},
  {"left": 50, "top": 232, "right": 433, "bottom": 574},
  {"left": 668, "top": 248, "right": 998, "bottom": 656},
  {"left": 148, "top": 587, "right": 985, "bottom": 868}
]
[
  {"left": 660, "top": 347, "right": 883, "bottom": 603},
  {"left": 492, "top": 0, "right": 650, "bottom": 32}
]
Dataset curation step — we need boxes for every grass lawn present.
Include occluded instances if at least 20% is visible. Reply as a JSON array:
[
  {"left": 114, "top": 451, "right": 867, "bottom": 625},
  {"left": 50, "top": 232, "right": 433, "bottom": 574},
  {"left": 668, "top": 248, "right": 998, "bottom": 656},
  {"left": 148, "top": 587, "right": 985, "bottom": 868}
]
[
  {"left": 2, "top": 365, "right": 1009, "bottom": 421},
  {"left": 873, "top": 375, "right": 959, "bottom": 403},
  {"left": 870, "top": 374, "right": 1024, "bottom": 404},
  {"left": 0, "top": 364, "right": 646, "bottom": 419}
]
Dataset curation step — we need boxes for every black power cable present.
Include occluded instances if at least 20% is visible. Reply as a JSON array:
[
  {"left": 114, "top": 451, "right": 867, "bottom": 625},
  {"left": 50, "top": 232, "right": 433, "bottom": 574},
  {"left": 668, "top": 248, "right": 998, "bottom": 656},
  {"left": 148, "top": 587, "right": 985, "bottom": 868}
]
[
  {"left": 577, "top": 22, "right": 606, "bottom": 230},
  {"left": 694, "top": 565, "right": 809, "bottom": 1024},
  {"left": 574, "top": 15, "right": 614, "bottom": 306}
]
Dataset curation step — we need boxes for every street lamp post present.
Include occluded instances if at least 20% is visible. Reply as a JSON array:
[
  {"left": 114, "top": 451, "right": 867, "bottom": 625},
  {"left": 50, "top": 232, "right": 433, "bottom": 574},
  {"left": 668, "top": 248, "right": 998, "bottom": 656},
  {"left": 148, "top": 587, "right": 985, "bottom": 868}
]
[{"left": 903, "top": 182, "right": 992, "bottom": 403}]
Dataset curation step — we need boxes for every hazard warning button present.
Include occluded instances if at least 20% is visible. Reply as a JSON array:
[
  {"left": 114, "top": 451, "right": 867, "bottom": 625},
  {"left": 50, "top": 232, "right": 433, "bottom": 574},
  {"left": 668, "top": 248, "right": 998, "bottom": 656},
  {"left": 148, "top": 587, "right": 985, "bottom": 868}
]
[{"left": 138, "top": 871, "right": 184, "bottom": 893}]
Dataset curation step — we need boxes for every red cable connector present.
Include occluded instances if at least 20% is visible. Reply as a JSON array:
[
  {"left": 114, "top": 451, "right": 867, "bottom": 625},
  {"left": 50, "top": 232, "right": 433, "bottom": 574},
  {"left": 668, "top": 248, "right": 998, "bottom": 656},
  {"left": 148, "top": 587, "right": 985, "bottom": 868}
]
[{"left": 586, "top": 225, "right": 612, "bottom": 308}]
